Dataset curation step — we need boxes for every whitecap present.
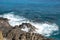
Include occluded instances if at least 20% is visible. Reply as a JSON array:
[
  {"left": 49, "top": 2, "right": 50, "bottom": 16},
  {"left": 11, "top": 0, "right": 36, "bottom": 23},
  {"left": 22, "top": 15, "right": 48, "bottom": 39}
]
[
  {"left": 30, "top": 22, "right": 59, "bottom": 36},
  {"left": 0, "top": 12, "right": 59, "bottom": 37}
]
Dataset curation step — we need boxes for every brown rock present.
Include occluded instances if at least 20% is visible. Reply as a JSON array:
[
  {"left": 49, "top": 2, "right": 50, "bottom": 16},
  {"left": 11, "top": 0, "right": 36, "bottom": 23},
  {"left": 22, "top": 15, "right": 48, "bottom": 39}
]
[
  {"left": 0, "top": 17, "right": 12, "bottom": 37},
  {"left": 0, "top": 18, "right": 54, "bottom": 40},
  {"left": 0, "top": 30, "right": 3, "bottom": 40},
  {"left": 7, "top": 26, "right": 25, "bottom": 40},
  {"left": 7, "top": 30, "right": 54, "bottom": 40}
]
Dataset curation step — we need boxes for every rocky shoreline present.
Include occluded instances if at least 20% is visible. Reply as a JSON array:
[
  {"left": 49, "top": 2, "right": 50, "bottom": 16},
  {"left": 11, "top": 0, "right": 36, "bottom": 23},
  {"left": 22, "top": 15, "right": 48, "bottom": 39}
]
[{"left": 0, "top": 17, "right": 54, "bottom": 40}]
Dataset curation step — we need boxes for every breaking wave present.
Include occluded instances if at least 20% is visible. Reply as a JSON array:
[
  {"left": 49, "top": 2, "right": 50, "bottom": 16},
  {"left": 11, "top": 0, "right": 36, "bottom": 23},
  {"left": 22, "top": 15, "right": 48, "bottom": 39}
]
[{"left": 0, "top": 12, "right": 59, "bottom": 37}]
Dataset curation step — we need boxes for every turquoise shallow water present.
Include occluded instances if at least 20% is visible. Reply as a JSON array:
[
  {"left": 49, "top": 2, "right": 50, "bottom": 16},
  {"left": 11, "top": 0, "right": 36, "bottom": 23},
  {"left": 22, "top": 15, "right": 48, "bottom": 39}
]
[{"left": 0, "top": 1, "right": 60, "bottom": 40}]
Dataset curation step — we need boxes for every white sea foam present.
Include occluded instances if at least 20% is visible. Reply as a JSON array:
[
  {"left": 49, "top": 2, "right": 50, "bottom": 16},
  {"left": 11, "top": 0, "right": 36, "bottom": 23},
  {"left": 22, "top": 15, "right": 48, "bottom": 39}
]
[
  {"left": 0, "top": 12, "right": 59, "bottom": 37},
  {"left": 21, "top": 25, "right": 30, "bottom": 32},
  {"left": 0, "top": 12, "right": 28, "bottom": 26},
  {"left": 30, "top": 22, "right": 59, "bottom": 36}
]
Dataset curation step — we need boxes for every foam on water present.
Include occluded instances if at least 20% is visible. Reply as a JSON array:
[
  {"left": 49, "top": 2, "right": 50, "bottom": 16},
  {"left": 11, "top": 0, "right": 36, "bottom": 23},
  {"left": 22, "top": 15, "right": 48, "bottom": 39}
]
[
  {"left": 0, "top": 12, "right": 59, "bottom": 37},
  {"left": 21, "top": 25, "right": 30, "bottom": 32},
  {"left": 0, "top": 12, "right": 28, "bottom": 26},
  {"left": 30, "top": 22, "right": 59, "bottom": 36}
]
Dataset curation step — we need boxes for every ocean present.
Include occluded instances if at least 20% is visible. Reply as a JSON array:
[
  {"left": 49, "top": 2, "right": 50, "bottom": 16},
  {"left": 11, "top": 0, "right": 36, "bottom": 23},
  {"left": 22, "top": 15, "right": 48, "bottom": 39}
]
[{"left": 0, "top": 1, "right": 60, "bottom": 40}]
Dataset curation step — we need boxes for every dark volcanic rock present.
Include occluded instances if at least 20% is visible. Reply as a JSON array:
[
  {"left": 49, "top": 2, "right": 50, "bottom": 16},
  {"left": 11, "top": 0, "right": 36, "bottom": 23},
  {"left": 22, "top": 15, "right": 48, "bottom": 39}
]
[{"left": 0, "top": 17, "right": 12, "bottom": 37}]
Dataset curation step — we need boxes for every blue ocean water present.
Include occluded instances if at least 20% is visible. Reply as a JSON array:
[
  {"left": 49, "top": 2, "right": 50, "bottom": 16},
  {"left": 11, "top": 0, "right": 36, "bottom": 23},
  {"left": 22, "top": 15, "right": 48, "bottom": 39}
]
[{"left": 0, "top": 0, "right": 60, "bottom": 40}]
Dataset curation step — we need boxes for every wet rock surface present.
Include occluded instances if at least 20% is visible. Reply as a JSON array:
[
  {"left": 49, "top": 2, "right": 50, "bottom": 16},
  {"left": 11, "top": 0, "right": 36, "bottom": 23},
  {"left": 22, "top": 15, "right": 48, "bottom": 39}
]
[{"left": 0, "top": 17, "right": 54, "bottom": 40}]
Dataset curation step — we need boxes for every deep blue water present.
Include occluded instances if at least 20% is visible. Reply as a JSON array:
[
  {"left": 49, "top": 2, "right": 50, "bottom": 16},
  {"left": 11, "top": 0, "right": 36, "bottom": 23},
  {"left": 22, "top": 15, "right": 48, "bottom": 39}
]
[{"left": 0, "top": 0, "right": 60, "bottom": 40}]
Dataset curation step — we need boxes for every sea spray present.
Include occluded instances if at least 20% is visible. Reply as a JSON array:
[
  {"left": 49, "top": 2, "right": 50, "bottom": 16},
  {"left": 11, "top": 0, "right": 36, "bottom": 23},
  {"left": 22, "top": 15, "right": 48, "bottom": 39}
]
[{"left": 0, "top": 12, "right": 59, "bottom": 37}]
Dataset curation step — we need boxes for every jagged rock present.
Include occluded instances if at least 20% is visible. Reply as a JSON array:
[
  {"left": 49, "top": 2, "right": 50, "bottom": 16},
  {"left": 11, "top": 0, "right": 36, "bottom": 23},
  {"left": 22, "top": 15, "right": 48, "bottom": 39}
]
[
  {"left": 0, "top": 17, "right": 12, "bottom": 37},
  {"left": 0, "top": 17, "right": 54, "bottom": 40},
  {"left": 7, "top": 30, "right": 54, "bottom": 40},
  {"left": 19, "top": 23, "right": 37, "bottom": 32},
  {"left": 7, "top": 26, "right": 26, "bottom": 40},
  {"left": 7, "top": 23, "right": 54, "bottom": 40},
  {"left": 0, "top": 30, "right": 3, "bottom": 40}
]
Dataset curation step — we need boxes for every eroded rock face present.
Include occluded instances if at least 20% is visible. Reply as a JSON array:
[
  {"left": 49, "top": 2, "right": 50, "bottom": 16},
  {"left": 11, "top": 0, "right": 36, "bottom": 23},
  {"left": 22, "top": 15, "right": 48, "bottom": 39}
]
[
  {"left": 7, "top": 31, "right": 53, "bottom": 40},
  {"left": 7, "top": 26, "right": 25, "bottom": 40},
  {"left": 0, "top": 17, "right": 12, "bottom": 37},
  {"left": 0, "top": 17, "right": 54, "bottom": 40},
  {"left": 7, "top": 23, "right": 53, "bottom": 40}
]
